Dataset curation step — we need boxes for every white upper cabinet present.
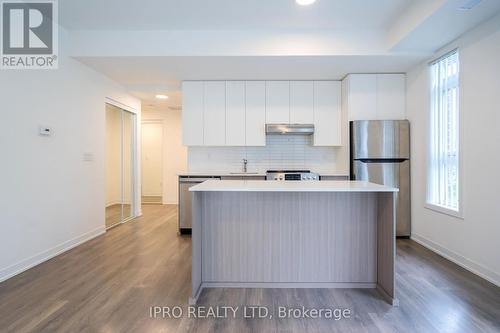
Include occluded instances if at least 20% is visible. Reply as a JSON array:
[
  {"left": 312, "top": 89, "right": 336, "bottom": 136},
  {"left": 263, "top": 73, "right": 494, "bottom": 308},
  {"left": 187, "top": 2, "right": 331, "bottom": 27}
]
[
  {"left": 203, "top": 81, "right": 226, "bottom": 146},
  {"left": 290, "top": 81, "right": 314, "bottom": 124},
  {"left": 346, "top": 74, "right": 377, "bottom": 121},
  {"left": 182, "top": 81, "right": 204, "bottom": 146},
  {"left": 313, "top": 81, "right": 342, "bottom": 146},
  {"left": 183, "top": 79, "right": 369, "bottom": 147},
  {"left": 245, "top": 81, "right": 266, "bottom": 146},
  {"left": 266, "top": 81, "right": 290, "bottom": 123},
  {"left": 225, "top": 81, "right": 246, "bottom": 146},
  {"left": 376, "top": 74, "right": 406, "bottom": 120},
  {"left": 345, "top": 74, "right": 406, "bottom": 121}
]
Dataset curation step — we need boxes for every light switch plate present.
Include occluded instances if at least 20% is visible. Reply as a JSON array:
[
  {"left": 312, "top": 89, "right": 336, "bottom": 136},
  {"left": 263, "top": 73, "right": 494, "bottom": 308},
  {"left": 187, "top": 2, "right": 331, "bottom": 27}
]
[{"left": 83, "top": 152, "right": 94, "bottom": 162}]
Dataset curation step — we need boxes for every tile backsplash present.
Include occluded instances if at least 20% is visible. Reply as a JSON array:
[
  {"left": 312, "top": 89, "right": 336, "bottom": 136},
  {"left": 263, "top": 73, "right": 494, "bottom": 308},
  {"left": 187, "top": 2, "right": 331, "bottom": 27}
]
[{"left": 188, "top": 135, "right": 348, "bottom": 174}]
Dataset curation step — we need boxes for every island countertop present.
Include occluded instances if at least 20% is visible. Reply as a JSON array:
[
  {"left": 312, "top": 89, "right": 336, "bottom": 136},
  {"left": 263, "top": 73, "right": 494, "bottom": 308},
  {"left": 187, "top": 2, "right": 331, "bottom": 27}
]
[{"left": 189, "top": 180, "right": 398, "bottom": 193}]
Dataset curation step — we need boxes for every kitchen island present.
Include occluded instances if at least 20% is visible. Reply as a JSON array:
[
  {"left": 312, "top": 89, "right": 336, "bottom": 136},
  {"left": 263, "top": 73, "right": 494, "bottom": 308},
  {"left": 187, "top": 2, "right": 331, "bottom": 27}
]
[{"left": 189, "top": 180, "right": 399, "bottom": 305}]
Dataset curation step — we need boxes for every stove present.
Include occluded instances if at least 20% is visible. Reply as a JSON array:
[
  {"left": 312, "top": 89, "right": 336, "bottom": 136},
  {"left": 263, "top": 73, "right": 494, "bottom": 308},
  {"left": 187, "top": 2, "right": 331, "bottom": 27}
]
[{"left": 266, "top": 170, "right": 319, "bottom": 181}]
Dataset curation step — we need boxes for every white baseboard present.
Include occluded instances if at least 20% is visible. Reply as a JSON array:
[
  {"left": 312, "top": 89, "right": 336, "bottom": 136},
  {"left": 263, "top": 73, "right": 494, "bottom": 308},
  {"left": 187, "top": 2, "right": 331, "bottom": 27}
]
[
  {"left": 0, "top": 226, "right": 106, "bottom": 283},
  {"left": 411, "top": 233, "right": 500, "bottom": 287},
  {"left": 106, "top": 201, "right": 120, "bottom": 208},
  {"left": 202, "top": 282, "right": 376, "bottom": 288}
]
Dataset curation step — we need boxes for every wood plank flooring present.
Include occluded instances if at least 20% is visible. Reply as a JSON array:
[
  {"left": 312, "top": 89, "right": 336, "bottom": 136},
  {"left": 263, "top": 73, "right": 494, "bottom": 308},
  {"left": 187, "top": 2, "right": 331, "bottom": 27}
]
[{"left": 1, "top": 205, "right": 499, "bottom": 333}]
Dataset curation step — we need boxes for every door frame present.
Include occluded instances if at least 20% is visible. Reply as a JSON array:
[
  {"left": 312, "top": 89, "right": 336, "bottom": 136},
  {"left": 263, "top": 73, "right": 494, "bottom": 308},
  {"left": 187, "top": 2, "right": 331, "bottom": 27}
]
[
  {"left": 105, "top": 98, "right": 140, "bottom": 229},
  {"left": 141, "top": 119, "right": 164, "bottom": 203}
]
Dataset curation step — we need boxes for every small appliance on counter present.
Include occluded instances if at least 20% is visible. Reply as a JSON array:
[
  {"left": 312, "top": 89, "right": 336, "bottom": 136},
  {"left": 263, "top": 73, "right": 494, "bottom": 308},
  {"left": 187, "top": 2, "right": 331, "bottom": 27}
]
[
  {"left": 350, "top": 120, "right": 411, "bottom": 237},
  {"left": 266, "top": 170, "right": 319, "bottom": 181}
]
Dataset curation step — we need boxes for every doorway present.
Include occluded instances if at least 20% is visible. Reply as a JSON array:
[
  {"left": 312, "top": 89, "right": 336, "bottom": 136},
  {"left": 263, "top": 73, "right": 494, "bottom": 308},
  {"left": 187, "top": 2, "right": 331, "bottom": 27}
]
[
  {"left": 105, "top": 103, "right": 136, "bottom": 229},
  {"left": 141, "top": 120, "right": 163, "bottom": 204}
]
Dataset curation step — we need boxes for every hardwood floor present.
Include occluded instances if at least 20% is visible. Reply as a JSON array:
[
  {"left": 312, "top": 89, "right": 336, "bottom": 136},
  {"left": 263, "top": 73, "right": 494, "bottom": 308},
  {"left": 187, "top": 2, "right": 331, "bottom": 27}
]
[{"left": 1, "top": 205, "right": 499, "bottom": 332}]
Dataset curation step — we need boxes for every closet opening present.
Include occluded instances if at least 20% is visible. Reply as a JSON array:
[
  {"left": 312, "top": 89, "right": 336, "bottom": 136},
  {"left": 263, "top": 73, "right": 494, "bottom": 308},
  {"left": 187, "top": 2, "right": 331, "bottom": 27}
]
[{"left": 105, "top": 103, "right": 137, "bottom": 229}]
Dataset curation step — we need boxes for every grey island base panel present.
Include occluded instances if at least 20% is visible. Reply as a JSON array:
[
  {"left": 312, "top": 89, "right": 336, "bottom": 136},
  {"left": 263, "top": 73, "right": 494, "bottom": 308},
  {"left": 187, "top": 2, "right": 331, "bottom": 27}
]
[{"left": 191, "top": 191, "right": 397, "bottom": 306}]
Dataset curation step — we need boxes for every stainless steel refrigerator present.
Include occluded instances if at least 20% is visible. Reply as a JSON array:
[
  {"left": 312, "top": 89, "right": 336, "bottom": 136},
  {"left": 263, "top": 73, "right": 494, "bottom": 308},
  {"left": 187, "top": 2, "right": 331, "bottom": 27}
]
[{"left": 350, "top": 120, "right": 410, "bottom": 237}]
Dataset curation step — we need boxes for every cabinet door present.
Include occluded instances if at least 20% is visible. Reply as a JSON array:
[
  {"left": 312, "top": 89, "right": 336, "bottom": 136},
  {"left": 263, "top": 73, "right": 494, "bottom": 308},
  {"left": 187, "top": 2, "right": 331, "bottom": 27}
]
[
  {"left": 376, "top": 74, "right": 406, "bottom": 120},
  {"left": 290, "top": 81, "right": 314, "bottom": 124},
  {"left": 203, "top": 81, "right": 226, "bottom": 146},
  {"left": 313, "top": 81, "right": 342, "bottom": 146},
  {"left": 182, "top": 81, "right": 204, "bottom": 145},
  {"left": 245, "top": 81, "right": 266, "bottom": 146},
  {"left": 265, "top": 81, "right": 290, "bottom": 123},
  {"left": 225, "top": 81, "right": 246, "bottom": 146},
  {"left": 347, "top": 74, "right": 377, "bottom": 121}
]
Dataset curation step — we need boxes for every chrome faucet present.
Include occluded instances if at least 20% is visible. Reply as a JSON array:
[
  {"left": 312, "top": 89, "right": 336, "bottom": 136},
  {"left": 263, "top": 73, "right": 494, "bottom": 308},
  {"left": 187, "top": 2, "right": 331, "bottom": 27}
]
[{"left": 243, "top": 159, "right": 248, "bottom": 173}]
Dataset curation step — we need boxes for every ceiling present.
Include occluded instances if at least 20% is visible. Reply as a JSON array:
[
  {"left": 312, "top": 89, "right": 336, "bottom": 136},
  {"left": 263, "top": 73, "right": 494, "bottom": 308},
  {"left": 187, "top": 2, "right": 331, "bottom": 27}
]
[
  {"left": 133, "top": 90, "right": 182, "bottom": 112},
  {"left": 61, "top": 0, "right": 500, "bottom": 111},
  {"left": 59, "top": 0, "right": 411, "bottom": 31},
  {"left": 79, "top": 55, "right": 423, "bottom": 109},
  {"left": 79, "top": 55, "right": 422, "bottom": 84}
]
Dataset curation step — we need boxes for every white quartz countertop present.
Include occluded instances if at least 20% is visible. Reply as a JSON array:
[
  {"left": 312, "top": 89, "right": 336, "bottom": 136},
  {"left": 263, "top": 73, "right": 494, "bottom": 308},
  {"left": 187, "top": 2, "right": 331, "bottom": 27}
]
[{"left": 190, "top": 180, "right": 398, "bottom": 192}]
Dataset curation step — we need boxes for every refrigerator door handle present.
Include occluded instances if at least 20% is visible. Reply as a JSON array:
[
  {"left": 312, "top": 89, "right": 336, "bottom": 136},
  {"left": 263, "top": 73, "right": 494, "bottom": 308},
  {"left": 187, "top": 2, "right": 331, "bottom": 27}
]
[{"left": 356, "top": 158, "right": 408, "bottom": 163}]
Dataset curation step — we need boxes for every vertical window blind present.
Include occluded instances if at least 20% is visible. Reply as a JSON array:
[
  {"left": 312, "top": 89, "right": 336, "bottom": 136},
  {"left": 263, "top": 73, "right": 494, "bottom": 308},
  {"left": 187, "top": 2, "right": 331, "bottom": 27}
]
[{"left": 427, "top": 50, "right": 460, "bottom": 212}]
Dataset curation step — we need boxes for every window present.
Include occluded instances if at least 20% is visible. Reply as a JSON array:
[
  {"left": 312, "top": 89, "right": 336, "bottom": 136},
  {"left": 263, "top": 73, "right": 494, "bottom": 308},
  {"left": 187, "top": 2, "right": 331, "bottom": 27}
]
[{"left": 427, "top": 50, "right": 461, "bottom": 215}]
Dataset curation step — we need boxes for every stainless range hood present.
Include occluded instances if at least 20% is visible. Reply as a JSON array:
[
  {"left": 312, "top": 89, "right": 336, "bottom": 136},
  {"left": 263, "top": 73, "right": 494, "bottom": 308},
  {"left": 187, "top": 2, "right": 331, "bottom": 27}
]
[{"left": 265, "top": 124, "right": 314, "bottom": 135}]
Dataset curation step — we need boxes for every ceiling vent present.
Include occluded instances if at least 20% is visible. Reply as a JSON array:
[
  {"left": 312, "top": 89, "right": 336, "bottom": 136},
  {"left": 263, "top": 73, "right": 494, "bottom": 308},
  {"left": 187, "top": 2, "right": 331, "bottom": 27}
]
[{"left": 458, "top": 0, "right": 482, "bottom": 10}]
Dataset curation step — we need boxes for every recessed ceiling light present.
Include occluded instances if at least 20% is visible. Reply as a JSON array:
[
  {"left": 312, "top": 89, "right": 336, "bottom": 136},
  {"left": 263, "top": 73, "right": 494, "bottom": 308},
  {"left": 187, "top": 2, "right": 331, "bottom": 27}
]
[
  {"left": 155, "top": 94, "right": 169, "bottom": 100},
  {"left": 296, "top": 0, "right": 316, "bottom": 6}
]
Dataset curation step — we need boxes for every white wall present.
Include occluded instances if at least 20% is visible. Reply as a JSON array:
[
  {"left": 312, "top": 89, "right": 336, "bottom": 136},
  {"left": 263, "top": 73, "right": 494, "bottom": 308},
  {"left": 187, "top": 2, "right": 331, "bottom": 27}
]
[
  {"left": 141, "top": 109, "right": 187, "bottom": 204},
  {"left": 406, "top": 14, "right": 500, "bottom": 286},
  {"left": 188, "top": 135, "right": 349, "bottom": 175},
  {"left": 0, "top": 27, "right": 141, "bottom": 282}
]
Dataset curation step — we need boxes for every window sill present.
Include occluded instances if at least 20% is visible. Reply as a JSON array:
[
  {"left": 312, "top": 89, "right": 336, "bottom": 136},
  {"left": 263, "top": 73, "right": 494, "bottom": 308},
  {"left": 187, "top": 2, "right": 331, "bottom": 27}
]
[{"left": 424, "top": 203, "right": 464, "bottom": 219}]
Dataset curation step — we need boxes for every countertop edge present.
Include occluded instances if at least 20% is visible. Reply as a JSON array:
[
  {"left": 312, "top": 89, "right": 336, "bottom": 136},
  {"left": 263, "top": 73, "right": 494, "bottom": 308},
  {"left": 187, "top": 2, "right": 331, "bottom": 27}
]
[{"left": 189, "top": 180, "right": 399, "bottom": 193}]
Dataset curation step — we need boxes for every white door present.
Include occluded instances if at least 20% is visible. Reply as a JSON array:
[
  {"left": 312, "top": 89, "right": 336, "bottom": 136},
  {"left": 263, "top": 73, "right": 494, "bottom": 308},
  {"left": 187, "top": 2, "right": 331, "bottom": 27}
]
[
  {"left": 245, "top": 81, "right": 266, "bottom": 146},
  {"left": 203, "top": 81, "right": 226, "bottom": 146},
  {"left": 290, "top": 81, "right": 314, "bottom": 124},
  {"left": 226, "top": 81, "right": 246, "bottom": 146},
  {"left": 182, "top": 81, "right": 204, "bottom": 145},
  {"left": 313, "top": 81, "right": 342, "bottom": 146},
  {"left": 266, "top": 81, "right": 290, "bottom": 123},
  {"left": 141, "top": 122, "right": 163, "bottom": 198}
]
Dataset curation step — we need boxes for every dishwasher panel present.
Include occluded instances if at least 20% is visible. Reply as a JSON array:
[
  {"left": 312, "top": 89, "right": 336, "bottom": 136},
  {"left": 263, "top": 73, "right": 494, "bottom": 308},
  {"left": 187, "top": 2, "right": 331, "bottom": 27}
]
[{"left": 178, "top": 176, "right": 220, "bottom": 234}]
